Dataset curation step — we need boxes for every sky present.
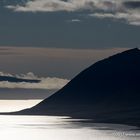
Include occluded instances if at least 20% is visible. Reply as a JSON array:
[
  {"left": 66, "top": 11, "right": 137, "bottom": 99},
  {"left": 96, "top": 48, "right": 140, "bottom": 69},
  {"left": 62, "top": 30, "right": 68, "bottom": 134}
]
[
  {"left": 0, "top": 0, "right": 140, "bottom": 49},
  {"left": 0, "top": 47, "right": 127, "bottom": 79},
  {"left": 0, "top": 0, "right": 139, "bottom": 91},
  {"left": 0, "top": 0, "right": 139, "bottom": 77},
  {"left": 0, "top": 1, "right": 139, "bottom": 89}
]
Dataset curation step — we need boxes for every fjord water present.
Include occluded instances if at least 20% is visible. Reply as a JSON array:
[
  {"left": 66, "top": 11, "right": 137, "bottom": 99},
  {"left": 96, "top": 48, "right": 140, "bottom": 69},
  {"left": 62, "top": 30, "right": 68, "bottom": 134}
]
[{"left": 0, "top": 115, "right": 140, "bottom": 140}]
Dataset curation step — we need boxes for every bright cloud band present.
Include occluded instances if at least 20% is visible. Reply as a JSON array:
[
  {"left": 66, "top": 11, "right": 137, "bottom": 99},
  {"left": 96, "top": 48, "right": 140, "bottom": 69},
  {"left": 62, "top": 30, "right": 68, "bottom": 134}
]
[
  {"left": 0, "top": 72, "right": 69, "bottom": 90},
  {"left": 6, "top": 0, "right": 140, "bottom": 26}
]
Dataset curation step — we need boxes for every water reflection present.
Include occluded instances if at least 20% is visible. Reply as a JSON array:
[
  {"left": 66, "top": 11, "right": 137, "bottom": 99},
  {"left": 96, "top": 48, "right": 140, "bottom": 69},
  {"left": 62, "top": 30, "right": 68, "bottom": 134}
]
[{"left": 0, "top": 115, "right": 140, "bottom": 140}]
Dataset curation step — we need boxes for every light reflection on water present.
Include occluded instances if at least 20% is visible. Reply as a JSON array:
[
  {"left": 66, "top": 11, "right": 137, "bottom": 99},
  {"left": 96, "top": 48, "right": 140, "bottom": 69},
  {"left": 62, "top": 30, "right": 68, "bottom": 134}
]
[
  {"left": 0, "top": 115, "right": 140, "bottom": 140},
  {"left": 0, "top": 100, "right": 42, "bottom": 112}
]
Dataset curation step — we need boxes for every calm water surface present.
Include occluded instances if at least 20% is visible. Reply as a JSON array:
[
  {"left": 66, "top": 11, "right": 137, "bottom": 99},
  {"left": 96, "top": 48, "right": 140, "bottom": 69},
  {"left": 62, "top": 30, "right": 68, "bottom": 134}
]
[{"left": 0, "top": 115, "right": 140, "bottom": 140}]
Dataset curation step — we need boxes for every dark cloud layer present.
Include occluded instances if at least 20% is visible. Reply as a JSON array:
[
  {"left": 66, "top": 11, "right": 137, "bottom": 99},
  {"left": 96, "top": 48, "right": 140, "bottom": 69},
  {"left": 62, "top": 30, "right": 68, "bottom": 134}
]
[{"left": 123, "top": 1, "right": 140, "bottom": 9}]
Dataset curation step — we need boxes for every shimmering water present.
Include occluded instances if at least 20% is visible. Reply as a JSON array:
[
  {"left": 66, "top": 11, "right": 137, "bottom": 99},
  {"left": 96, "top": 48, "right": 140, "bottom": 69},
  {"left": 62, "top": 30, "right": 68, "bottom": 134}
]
[{"left": 0, "top": 115, "right": 140, "bottom": 140}]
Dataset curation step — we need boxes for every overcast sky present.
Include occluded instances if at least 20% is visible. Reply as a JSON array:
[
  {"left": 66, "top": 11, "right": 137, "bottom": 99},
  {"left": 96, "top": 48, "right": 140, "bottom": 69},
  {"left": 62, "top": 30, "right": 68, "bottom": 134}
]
[{"left": 0, "top": 0, "right": 140, "bottom": 49}]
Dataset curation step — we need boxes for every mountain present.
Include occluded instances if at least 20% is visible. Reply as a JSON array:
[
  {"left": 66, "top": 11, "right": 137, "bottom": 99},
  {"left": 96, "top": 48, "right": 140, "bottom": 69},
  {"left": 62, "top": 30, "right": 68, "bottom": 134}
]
[
  {"left": 0, "top": 76, "right": 40, "bottom": 83},
  {"left": 7, "top": 48, "right": 140, "bottom": 126}
]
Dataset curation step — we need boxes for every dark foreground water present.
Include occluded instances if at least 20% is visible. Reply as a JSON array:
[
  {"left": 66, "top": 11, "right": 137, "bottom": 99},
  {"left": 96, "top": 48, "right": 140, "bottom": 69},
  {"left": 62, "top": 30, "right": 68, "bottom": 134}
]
[{"left": 0, "top": 115, "right": 140, "bottom": 140}]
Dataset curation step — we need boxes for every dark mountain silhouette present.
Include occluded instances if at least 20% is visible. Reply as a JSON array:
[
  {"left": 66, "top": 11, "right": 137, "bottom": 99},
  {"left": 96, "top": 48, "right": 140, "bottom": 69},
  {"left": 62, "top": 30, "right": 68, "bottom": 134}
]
[
  {"left": 0, "top": 76, "right": 40, "bottom": 83},
  {"left": 5, "top": 48, "right": 140, "bottom": 126}
]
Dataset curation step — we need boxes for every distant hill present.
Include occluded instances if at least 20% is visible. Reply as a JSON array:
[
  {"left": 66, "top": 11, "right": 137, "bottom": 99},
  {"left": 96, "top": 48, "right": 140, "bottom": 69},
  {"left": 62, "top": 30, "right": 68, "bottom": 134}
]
[
  {"left": 6, "top": 48, "right": 140, "bottom": 126},
  {"left": 0, "top": 76, "right": 40, "bottom": 83}
]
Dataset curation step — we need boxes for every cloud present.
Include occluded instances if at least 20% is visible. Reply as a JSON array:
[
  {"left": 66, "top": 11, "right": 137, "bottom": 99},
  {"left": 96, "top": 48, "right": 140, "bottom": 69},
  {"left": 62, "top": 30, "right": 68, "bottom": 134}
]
[
  {"left": 16, "top": 72, "right": 39, "bottom": 80},
  {"left": 0, "top": 71, "right": 13, "bottom": 77},
  {"left": 123, "top": 1, "right": 140, "bottom": 9},
  {"left": 5, "top": 0, "right": 124, "bottom": 12},
  {"left": 90, "top": 11, "right": 140, "bottom": 26},
  {"left": 0, "top": 72, "right": 69, "bottom": 89},
  {"left": 93, "top": 0, "right": 140, "bottom": 26},
  {"left": 67, "top": 19, "right": 81, "bottom": 22},
  {"left": 6, "top": 0, "right": 140, "bottom": 26},
  {"left": 6, "top": 0, "right": 94, "bottom": 12}
]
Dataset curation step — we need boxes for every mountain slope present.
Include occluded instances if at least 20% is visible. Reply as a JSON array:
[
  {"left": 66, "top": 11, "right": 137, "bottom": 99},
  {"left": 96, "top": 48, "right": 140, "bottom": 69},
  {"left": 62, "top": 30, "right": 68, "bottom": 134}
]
[{"left": 9, "top": 48, "right": 140, "bottom": 126}]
